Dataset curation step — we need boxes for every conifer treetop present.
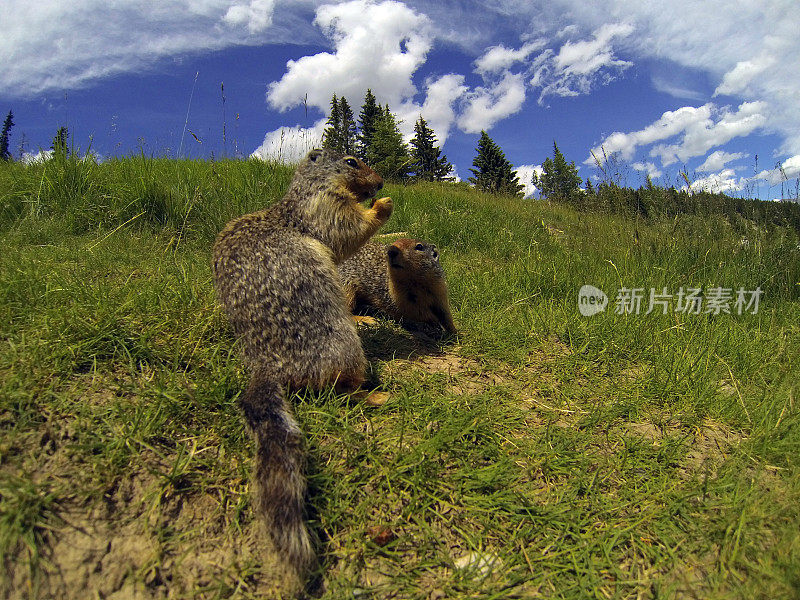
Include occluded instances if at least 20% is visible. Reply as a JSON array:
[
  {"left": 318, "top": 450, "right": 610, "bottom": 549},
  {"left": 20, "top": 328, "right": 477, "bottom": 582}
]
[
  {"left": 410, "top": 115, "right": 454, "bottom": 182},
  {"left": 468, "top": 130, "right": 523, "bottom": 197}
]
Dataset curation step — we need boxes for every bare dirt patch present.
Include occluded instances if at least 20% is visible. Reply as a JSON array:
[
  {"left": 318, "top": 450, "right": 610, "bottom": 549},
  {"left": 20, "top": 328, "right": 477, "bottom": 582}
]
[
  {"left": 383, "top": 348, "right": 508, "bottom": 396},
  {"left": 4, "top": 460, "right": 293, "bottom": 600},
  {"left": 1, "top": 375, "right": 295, "bottom": 600},
  {"left": 618, "top": 415, "right": 745, "bottom": 478}
]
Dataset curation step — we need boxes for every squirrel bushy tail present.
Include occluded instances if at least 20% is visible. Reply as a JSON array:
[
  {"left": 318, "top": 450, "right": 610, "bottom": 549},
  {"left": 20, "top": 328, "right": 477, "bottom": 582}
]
[{"left": 239, "top": 367, "right": 314, "bottom": 572}]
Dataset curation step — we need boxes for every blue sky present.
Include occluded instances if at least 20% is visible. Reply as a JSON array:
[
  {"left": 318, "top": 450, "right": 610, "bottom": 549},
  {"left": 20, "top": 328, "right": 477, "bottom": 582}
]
[{"left": 1, "top": 0, "right": 798, "bottom": 200}]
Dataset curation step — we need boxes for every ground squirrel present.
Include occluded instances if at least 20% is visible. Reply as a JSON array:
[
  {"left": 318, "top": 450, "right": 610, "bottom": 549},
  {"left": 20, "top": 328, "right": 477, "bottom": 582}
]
[
  {"left": 338, "top": 238, "right": 457, "bottom": 335},
  {"left": 211, "top": 148, "right": 392, "bottom": 578}
]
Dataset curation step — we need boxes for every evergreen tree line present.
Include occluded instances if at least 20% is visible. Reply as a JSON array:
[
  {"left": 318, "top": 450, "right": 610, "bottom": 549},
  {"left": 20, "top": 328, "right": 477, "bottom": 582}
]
[
  {"left": 320, "top": 90, "right": 530, "bottom": 196},
  {"left": 0, "top": 111, "right": 72, "bottom": 162},
  {"left": 327, "top": 107, "right": 554, "bottom": 200},
  {"left": 321, "top": 89, "right": 455, "bottom": 183}
]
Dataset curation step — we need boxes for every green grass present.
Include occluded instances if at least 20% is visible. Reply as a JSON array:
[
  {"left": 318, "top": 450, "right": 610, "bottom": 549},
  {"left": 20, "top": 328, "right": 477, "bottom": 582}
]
[{"left": 1, "top": 155, "right": 799, "bottom": 598}]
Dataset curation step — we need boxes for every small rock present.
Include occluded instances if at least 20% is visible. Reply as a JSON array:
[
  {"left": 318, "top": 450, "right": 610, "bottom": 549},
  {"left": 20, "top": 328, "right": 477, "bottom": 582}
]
[
  {"left": 363, "top": 391, "right": 390, "bottom": 407},
  {"left": 453, "top": 551, "right": 500, "bottom": 578},
  {"left": 366, "top": 525, "right": 396, "bottom": 546}
]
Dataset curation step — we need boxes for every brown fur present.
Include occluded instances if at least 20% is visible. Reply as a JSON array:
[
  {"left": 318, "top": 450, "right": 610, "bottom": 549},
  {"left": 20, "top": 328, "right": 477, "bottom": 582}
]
[
  {"left": 338, "top": 237, "right": 456, "bottom": 335},
  {"left": 211, "top": 148, "right": 392, "bottom": 578}
]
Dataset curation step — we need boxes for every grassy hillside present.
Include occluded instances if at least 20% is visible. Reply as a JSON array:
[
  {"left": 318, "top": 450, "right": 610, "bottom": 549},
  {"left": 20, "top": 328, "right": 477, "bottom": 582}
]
[{"left": 1, "top": 155, "right": 799, "bottom": 599}]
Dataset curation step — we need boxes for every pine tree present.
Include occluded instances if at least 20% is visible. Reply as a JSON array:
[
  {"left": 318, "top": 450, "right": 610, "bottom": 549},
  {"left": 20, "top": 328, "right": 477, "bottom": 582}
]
[
  {"left": 51, "top": 126, "right": 70, "bottom": 157},
  {"left": 339, "top": 97, "right": 357, "bottom": 155},
  {"left": 468, "top": 131, "right": 523, "bottom": 197},
  {"left": 0, "top": 110, "right": 15, "bottom": 161},
  {"left": 410, "top": 116, "right": 453, "bottom": 181},
  {"left": 357, "top": 89, "right": 380, "bottom": 158},
  {"left": 367, "top": 108, "right": 411, "bottom": 182},
  {"left": 322, "top": 94, "right": 358, "bottom": 155},
  {"left": 533, "top": 141, "right": 582, "bottom": 201},
  {"left": 321, "top": 93, "right": 341, "bottom": 152}
]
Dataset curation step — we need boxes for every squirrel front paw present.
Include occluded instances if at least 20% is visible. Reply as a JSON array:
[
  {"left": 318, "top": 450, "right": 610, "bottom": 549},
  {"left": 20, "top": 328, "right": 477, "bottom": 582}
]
[{"left": 371, "top": 196, "right": 393, "bottom": 223}]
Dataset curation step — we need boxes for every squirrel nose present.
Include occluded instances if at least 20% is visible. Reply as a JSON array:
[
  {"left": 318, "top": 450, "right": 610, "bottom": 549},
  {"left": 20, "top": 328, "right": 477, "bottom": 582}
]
[{"left": 387, "top": 246, "right": 399, "bottom": 260}]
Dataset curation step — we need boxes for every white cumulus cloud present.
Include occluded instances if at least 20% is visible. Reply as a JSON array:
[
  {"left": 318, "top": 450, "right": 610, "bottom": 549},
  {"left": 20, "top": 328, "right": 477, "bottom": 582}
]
[
  {"left": 588, "top": 101, "right": 768, "bottom": 167},
  {"left": 697, "top": 150, "right": 747, "bottom": 172},
  {"left": 251, "top": 119, "right": 326, "bottom": 163},
  {"left": 686, "top": 169, "right": 741, "bottom": 195},
  {"left": 632, "top": 162, "right": 662, "bottom": 179},
  {"left": 458, "top": 72, "right": 527, "bottom": 134},
  {"left": 396, "top": 74, "right": 468, "bottom": 145},
  {"left": 264, "top": 11, "right": 638, "bottom": 148},
  {"left": 474, "top": 41, "right": 544, "bottom": 74},
  {"left": 502, "top": 0, "right": 800, "bottom": 156},
  {"left": 266, "top": 0, "right": 432, "bottom": 114},
  {"left": 21, "top": 150, "right": 54, "bottom": 165},
  {"left": 588, "top": 104, "right": 714, "bottom": 163},
  {"left": 754, "top": 154, "right": 800, "bottom": 185},
  {"left": 264, "top": 0, "right": 470, "bottom": 144},
  {"left": 651, "top": 101, "right": 767, "bottom": 166},
  {"left": 515, "top": 164, "right": 544, "bottom": 199},
  {"left": 222, "top": 0, "right": 275, "bottom": 33},
  {"left": 532, "top": 22, "right": 633, "bottom": 102},
  {"left": 554, "top": 22, "right": 633, "bottom": 76}
]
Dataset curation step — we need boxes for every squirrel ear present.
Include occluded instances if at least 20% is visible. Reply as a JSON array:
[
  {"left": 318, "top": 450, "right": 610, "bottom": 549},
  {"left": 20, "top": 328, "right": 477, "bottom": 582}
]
[{"left": 308, "top": 149, "right": 323, "bottom": 162}]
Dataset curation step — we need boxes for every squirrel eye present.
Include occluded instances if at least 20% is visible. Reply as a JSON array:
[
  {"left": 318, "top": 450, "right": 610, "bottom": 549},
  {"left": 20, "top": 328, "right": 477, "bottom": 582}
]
[
  {"left": 345, "top": 158, "right": 359, "bottom": 168},
  {"left": 415, "top": 243, "right": 425, "bottom": 251}
]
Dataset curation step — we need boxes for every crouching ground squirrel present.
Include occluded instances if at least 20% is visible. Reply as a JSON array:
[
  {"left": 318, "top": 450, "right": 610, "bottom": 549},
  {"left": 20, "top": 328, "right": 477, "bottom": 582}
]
[
  {"left": 211, "top": 148, "right": 392, "bottom": 579},
  {"left": 338, "top": 237, "right": 457, "bottom": 335}
]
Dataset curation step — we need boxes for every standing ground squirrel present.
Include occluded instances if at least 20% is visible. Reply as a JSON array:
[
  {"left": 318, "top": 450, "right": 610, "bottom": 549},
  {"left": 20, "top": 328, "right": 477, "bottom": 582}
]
[
  {"left": 211, "top": 148, "right": 392, "bottom": 579},
  {"left": 338, "top": 238, "right": 457, "bottom": 335}
]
